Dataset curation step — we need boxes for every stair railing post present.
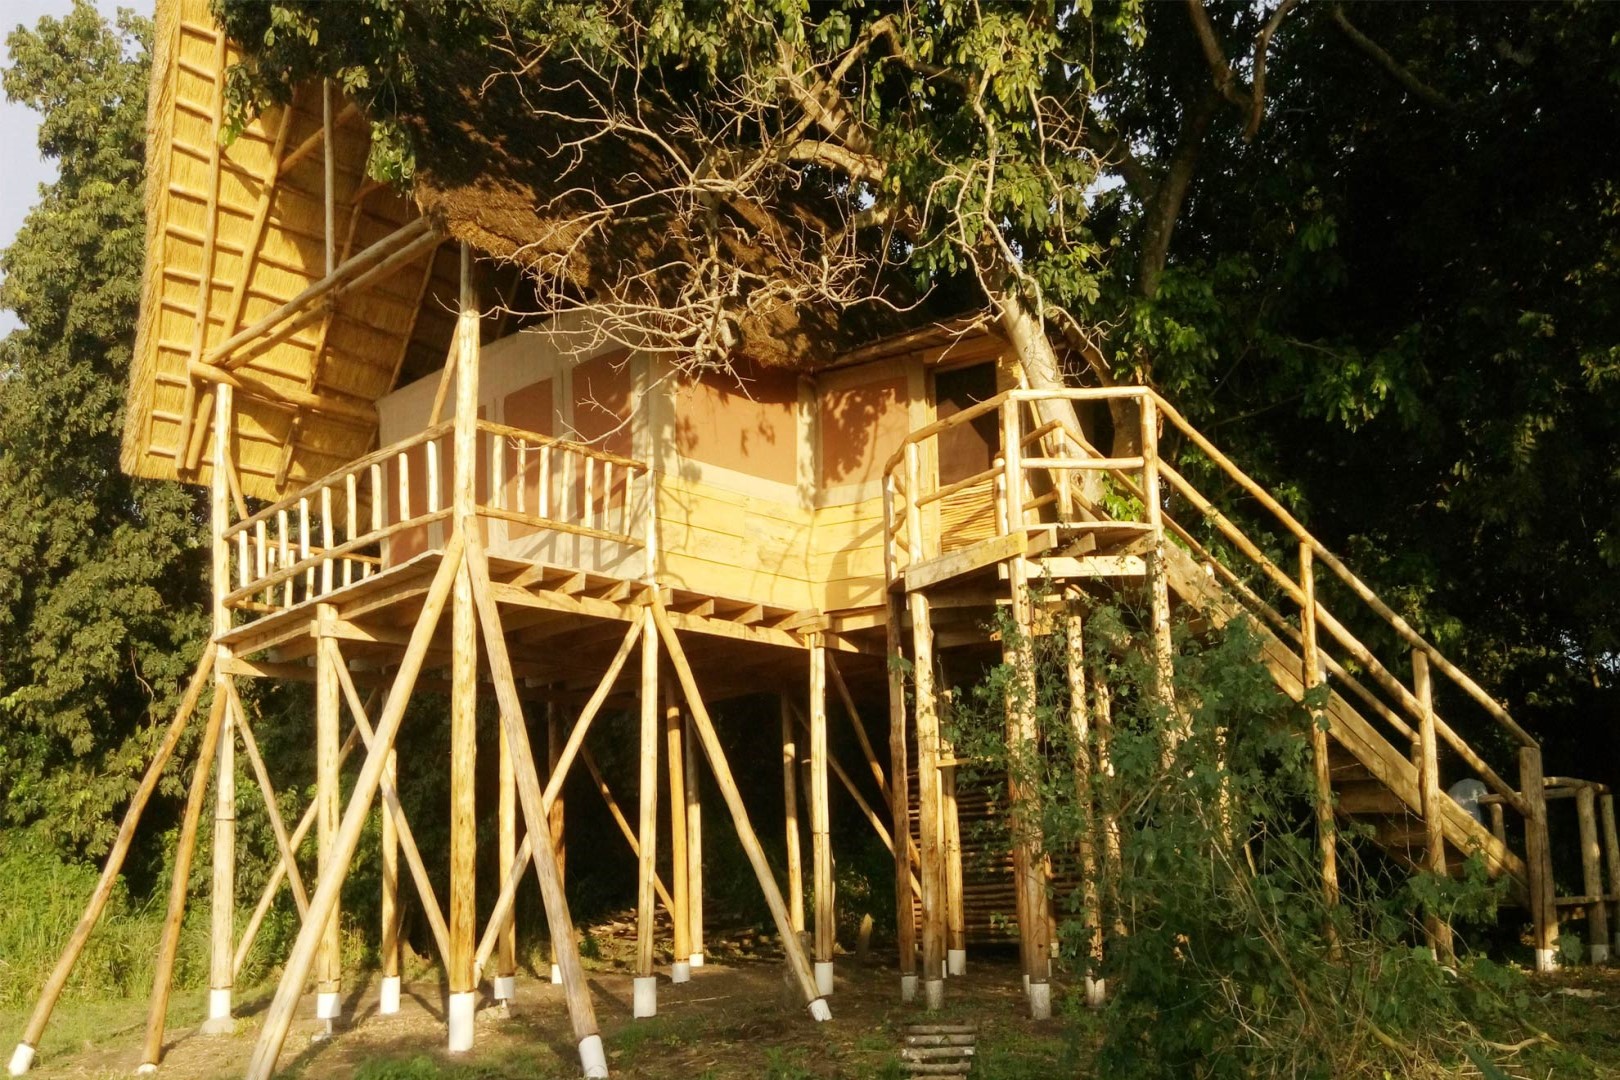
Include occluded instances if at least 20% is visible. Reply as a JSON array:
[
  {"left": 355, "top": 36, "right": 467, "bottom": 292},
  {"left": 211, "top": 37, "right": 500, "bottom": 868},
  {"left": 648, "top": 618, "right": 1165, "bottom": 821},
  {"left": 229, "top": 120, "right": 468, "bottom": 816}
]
[
  {"left": 1138, "top": 394, "right": 1177, "bottom": 747},
  {"left": 1000, "top": 398, "right": 1024, "bottom": 536},
  {"left": 1575, "top": 784, "right": 1610, "bottom": 964},
  {"left": 1299, "top": 544, "right": 1340, "bottom": 933},
  {"left": 1519, "top": 745, "right": 1558, "bottom": 972},
  {"left": 1411, "top": 651, "right": 1454, "bottom": 962}
]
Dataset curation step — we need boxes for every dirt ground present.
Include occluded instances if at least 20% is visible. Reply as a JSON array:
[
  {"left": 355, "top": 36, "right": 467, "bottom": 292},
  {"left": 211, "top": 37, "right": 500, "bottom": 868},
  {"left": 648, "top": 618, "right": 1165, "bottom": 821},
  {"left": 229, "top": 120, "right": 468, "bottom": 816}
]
[{"left": 15, "top": 950, "right": 1064, "bottom": 1080}]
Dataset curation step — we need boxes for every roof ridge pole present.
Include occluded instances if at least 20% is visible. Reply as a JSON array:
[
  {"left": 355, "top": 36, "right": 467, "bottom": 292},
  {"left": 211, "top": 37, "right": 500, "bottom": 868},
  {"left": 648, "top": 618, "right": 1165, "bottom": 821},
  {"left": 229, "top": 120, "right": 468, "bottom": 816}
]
[{"left": 446, "top": 241, "right": 480, "bottom": 1054}]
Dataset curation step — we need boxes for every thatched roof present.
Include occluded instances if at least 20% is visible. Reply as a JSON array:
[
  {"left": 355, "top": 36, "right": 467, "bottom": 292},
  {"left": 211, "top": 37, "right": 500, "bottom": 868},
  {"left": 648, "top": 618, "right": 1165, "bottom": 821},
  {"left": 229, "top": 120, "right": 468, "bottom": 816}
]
[{"left": 122, "top": 0, "right": 947, "bottom": 499}]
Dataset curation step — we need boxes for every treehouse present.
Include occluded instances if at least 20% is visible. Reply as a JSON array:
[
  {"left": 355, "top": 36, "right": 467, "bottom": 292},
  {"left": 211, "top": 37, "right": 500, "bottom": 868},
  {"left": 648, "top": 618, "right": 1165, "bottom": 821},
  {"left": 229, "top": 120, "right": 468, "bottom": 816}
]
[{"left": 12, "top": 2, "right": 1620, "bottom": 1078}]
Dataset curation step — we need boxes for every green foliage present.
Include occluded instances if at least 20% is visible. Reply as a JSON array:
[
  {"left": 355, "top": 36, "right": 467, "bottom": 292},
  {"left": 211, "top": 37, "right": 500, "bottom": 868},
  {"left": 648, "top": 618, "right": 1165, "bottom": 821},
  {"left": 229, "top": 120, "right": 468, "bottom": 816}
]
[
  {"left": 0, "top": 1, "right": 209, "bottom": 855},
  {"left": 944, "top": 599, "right": 1535, "bottom": 1079}
]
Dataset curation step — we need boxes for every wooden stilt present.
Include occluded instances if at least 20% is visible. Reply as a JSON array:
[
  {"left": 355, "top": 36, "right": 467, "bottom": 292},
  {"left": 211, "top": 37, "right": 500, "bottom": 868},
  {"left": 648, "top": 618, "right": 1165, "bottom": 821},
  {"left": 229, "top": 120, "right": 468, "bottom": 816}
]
[
  {"left": 380, "top": 735, "right": 401, "bottom": 1013},
  {"left": 206, "top": 384, "right": 237, "bottom": 1036},
  {"left": 141, "top": 689, "right": 227, "bottom": 1068},
  {"left": 684, "top": 716, "right": 705, "bottom": 966},
  {"left": 650, "top": 600, "right": 828, "bottom": 1019},
  {"left": 1602, "top": 794, "right": 1620, "bottom": 957},
  {"left": 1137, "top": 396, "right": 1177, "bottom": 738},
  {"left": 548, "top": 701, "right": 567, "bottom": 980},
  {"left": 227, "top": 684, "right": 309, "bottom": 918},
  {"left": 634, "top": 608, "right": 660, "bottom": 1016},
  {"left": 909, "top": 590, "right": 947, "bottom": 1010},
  {"left": 666, "top": 683, "right": 692, "bottom": 981},
  {"left": 810, "top": 638, "right": 835, "bottom": 993},
  {"left": 1299, "top": 545, "right": 1340, "bottom": 938},
  {"left": 10, "top": 648, "right": 214, "bottom": 1074},
  {"left": 1411, "top": 651, "right": 1453, "bottom": 962},
  {"left": 828, "top": 654, "right": 889, "bottom": 801},
  {"left": 447, "top": 242, "right": 480, "bottom": 1052},
  {"left": 1092, "top": 657, "right": 1126, "bottom": 942},
  {"left": 1576, "top": 786, "right": 1610, "bottom": 963},
  {"left": 464, "top": 542, "right": 606, "bottom": 1075},
  {"left": 315, "top": 604, "right": 344, "bottom": 1025},
  {"left": 1002, "top": 552, "right": 1051, "bottom": 1016},
  {"left": 1064, "top": 594, "right": 1104, "bottom": 1005},
  {"left": 1519, "top": 745, "right": 1557, "bottom": 972},
  {"left": 782, "top": 695, "right": 805, "bottom": 934},
  {"left": 496, "top": 715, "right": 519, "bottom": 997},
  {"left": 243, "top": 536, "right": 463, "bottom": 1080},
  {"left": 886, "top": 594, "right": 917, "bottom": 1001},
  {"left": 942, "top": 758, "right": 965, "bottom": 976}
]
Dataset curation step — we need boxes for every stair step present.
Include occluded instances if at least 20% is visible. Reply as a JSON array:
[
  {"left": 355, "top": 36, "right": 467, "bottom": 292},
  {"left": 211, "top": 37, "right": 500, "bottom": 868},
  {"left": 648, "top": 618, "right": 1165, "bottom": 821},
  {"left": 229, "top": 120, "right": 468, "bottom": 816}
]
[{"left": 1335, "top": 781, "right": 1407, "bottom": 816}]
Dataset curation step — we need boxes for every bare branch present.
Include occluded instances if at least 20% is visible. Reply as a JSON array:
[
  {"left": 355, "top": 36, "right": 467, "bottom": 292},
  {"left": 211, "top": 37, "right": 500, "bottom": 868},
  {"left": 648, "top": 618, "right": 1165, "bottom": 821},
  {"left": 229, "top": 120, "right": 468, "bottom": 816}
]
[
  {"left": 1185, "top": 0, "right": 1253, "bottom": 112},
  {"left": 1244, "top": 0, "right": 1302, "bottom": 141},
  {"left": 1330, "top": 5, "right": 1457, "bottom": 111}
]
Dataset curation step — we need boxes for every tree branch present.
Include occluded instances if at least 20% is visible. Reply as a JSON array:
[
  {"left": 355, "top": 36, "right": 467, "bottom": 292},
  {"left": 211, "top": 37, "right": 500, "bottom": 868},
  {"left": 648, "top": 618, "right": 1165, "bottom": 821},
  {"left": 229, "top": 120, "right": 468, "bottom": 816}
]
[
  {"left": 1185, "top": 0, "right": 1252, "bottom": 112},
  {"left": 1330, "top": 5, "right": 1457, "bottom": 111},
  {"left": 1244, "top": 0, "right": 1301, "bottom": 141}
]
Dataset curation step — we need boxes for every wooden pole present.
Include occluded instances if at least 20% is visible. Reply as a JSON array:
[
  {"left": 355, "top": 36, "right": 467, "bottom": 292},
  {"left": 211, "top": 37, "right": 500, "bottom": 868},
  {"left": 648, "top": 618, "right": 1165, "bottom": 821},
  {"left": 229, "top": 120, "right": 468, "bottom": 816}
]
[
  {"left": 206, "top": 385, "right": 237, "bottom": 1036},
  {"left": 495, "top": 715, "right": 519, "bottom": 1002},
  {"left": 886, "top": 594, "right": 917, "bottom": 1002},
  {"left": 633, "top": 608, "right": 660, "bottom": 1018},
  {"left": 942, "top": 757, "right": 965, "bottom": 977},
  {"left": 1064, "top": 594, "right": 1105, "bottom": 1007},
  {"left": 810, "top": 638, "right": 835, "bottom": 995},
  {"left": 684, "top": 716, "right": 705, "bottom": 967},
  {"left": 314, "top": 604, "right": 344, "bottom": 1029},
  {"left": 910, "top": 590, "right": 947, "bottom": 1011},
  {"left": 1299, "top": 545, "right": 1341, "bottom": 935},
  {"left": 782, "top": 695, "right": 805, "bottom": 935},
  {"left": 1137, "top": 396, "right": 1177, "bottom": 746},
  {"left": 243, "top": 536, "right": 463, "bottom": 1080},
  {"left": 1576, "top": 786, "right": 1611, "bottom": 964},
  {"left": 141, "top": 690, "right": 227, "bottom": 1069},
  {"left": 827, "top": 654, "right": 889, "bottom": 801},
  {"left": 1411, "top": 651, "right": 1454, "bottom": 962},
  {"left": 380, "top": 736, "right": 401, "bottom": 1014},
  {"left": 227, "top": 685, "right": 309, "bottom": 918},
  {"left": 1002, "top": 552, "right": 1051, "bottom": 1018},
  {"left": 447, "top": 242, "right": 480, "bottom": 1052},
  {"left": 666, "top": 683, "right": 692, "bottom": 983},
  {"left": 1601, "top": 794, "right": 1620, "bottom": 958},
  {"left": 1519, "top": 745, "right": 1557, "bottom": 972},
  {"left": 650, "top": 600, "right": 829, "bottom": 1020},
  {"left": 464, "top": 543, "right": 607, "bottom": 1077},
  {"left": 9, "top": 649, "right": 215, "bottom": 1075},
  {"left": 547, "top": 701, "right": 567, "bottom": 981},
  {"left": 1094, "top": 674, "right": 1126, "bottom": 942}
]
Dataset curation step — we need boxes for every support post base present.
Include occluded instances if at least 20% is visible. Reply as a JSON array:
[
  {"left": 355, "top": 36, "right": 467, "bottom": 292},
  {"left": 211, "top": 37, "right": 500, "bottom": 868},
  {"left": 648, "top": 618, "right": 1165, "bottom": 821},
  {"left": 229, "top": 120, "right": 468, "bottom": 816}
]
[
  {"left": 688, "top": 953, "right": 705, "bottom": 968},
  {"left": 1084, "top": 975, "right": 1106, "bottom": 1009},
  {"left": 633, "top": 976, "right": 657, "bottom": 1018},
  {"left": 579, "top": 1034, "right": 608, "bottom": 1080},
  {"left": 1592, "top": 943, "right": 1612, "bottom": 965},
  {"left": 814, "top": 961, "right": 834, "bottom": 996},
  {"left": 671, "top": 961, "right": 691, "bottom": 984},
  {"left": 1536, "top": 947, "right": 1559, "bottom": 974},
  {"left": 379, "top": 975, "right": 402, "bottom": 1015},
  {"left": 493, "top": 975, "right": 516, "bottom": 1003},
  {"left": 900, "top": 973, "right": 918, "bottom": 1003},
  {"left": 315, "top": 991, "right": 341, "bottom": 1022},
  {"left": 946, "top": 949, "right": 966, "bottom": 977},
  {"left": 923, "top": 977, "right": 944, "bottom": 1011},
  {"left": 447, "top": 991, "right": 476, "bottom": 1053},
  {"left": 549, "top": 963, "right": 562, "bottom": 985},
  {"left": 7, "top": 1044, "right": 35, "bottom": 1077},
  {"left": 809, "top": 997, "right": 832, "bottom": 1022},
  {"left": 1029, "top": 980, "right": 1052, "bottom": 1020}
]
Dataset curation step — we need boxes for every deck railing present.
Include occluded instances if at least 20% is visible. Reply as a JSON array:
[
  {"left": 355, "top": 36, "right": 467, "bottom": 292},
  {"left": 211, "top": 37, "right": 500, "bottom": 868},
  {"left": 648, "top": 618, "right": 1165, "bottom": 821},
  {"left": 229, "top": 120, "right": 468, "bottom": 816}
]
[
  {"left": 884, "top": 385, "right": 1545, "bottom": 898},
  {"left": 222, "top": 420, "right": 651, "bottom": 616}
]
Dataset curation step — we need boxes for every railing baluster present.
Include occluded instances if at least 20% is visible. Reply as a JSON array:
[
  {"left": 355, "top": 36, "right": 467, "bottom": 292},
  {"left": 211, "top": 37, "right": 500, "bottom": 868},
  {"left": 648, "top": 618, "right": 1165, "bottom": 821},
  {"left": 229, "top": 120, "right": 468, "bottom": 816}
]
[
  {"left": 320, "top": 485, "right": 335, "bottom": 597},
  {"left": 255, "top": 520, "right": 268, "bottom": 606},
  {"left": 1300, "top": 543, "right": 1339, "bottom": 920},
  {"left": 426, "top": 436, "right": 440, "bottom": 514},
  {"left": 603, "top": 460, "right": 614, "bottom": 535},
  {"left": 1411, "top": 651, "right": 1453, "bottom": 961},
  {"left": 491, "top": 430, "right": 505, "bottom": 513},
  {"left": 904, "top": 442, "right": 924, "bottom": 564},
  {"left": 278, "top": 508, "right": 292, "bottom": 608},
  {"left": 299, "top": 496, "right": 313, "bottom": 599},
  {"left": 584, "top": 455, "right": 596, "bottom": 531},
  {"left": 398, "top": 449, "right": 411, "bottom": 522},
  {"left": 538, "top": 445, "right": 550, "bottom": 519},
  {"left": 345, "top": 473, "right": 358, "bottom": 587},
  {"left": 368, "top": 463, "right": 383, "bottom": 578},
  {"left": 237, "top": 529, "right": 249, "bottom": 591}
]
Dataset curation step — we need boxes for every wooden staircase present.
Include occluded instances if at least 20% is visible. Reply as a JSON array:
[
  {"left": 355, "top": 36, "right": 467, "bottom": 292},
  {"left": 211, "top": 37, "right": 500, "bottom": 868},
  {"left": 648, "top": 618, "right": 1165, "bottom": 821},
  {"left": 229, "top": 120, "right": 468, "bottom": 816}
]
[{"left": 884, "top": 384, "right": 1584, "bottom": 966}]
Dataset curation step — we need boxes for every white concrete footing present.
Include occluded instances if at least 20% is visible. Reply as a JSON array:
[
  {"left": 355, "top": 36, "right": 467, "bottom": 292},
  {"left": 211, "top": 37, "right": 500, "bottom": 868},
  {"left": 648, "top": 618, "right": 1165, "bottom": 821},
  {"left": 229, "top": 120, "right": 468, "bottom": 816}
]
[
  {"left": 447, "top": 991, "right": 476, "bottom": 1053},
  {"left": 809, "top": 997, "right": 832, "bottom": 1022},
  {"left": 632, "top": 976, "right": 657, "bottom": 1018},
  {"left": 924, "top": 977, "right": 944, "bottom": 1010},
  {"left": 946, "top": 949, "right": 966, "bottom": 977},
  {"left": 1593, "top": 943, "right": 1611, "bottom": 965},
  {"left": 671, "top": 960, "right": 691, "bottom": 984},
  {"left": 689, "top": 952, "right": 705, "bottom": 968},
  {"left": 578, "top": 1034, "right": 608, "bottom": 1079},
  {"left": 493, "top": 975, "right": 516, "bottom": 1002},
  {"left": 1536, "top": 947, "right": 1559, "bottom": 973},
  {"left": 549, "top": 963, "right": 562, "bottom": 985},
  {"left": 1022, "top": 973, "right": 1030, "bottom": 994},
  {"left": 379, "top": 975, "right": 401, "bottom": 1015},
  {"left": 316, "top": 991, "right": 341, "bottom": 1021},
  {"left": 900, "top": 973, "right": 918, "bottom": 1003},
  {"left": 1029, "top": 980, "right": 1052, "bottom": 1020},
  {"left": 134, "top": 1064, "right": 157, "bottom": 1076},
  {"left": 7, "top": 1044, "right": 35, "bottom": 1077},
  {"left": 1084, "top": 975, "right": 1106, "bottom": 1009},
  {"left": 814, "top": 961, "right": 834, "bottom": 996},
  {"left": 199, "top": 988, "right": 234, "bottom": 1034}
]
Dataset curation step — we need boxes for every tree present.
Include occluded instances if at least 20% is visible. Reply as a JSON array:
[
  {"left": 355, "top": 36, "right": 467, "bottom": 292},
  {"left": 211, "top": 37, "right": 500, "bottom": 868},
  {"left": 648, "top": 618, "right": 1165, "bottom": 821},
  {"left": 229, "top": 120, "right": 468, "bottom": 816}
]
[{"left": 0, "top": 1, "right": 209, "bottom": 856}]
